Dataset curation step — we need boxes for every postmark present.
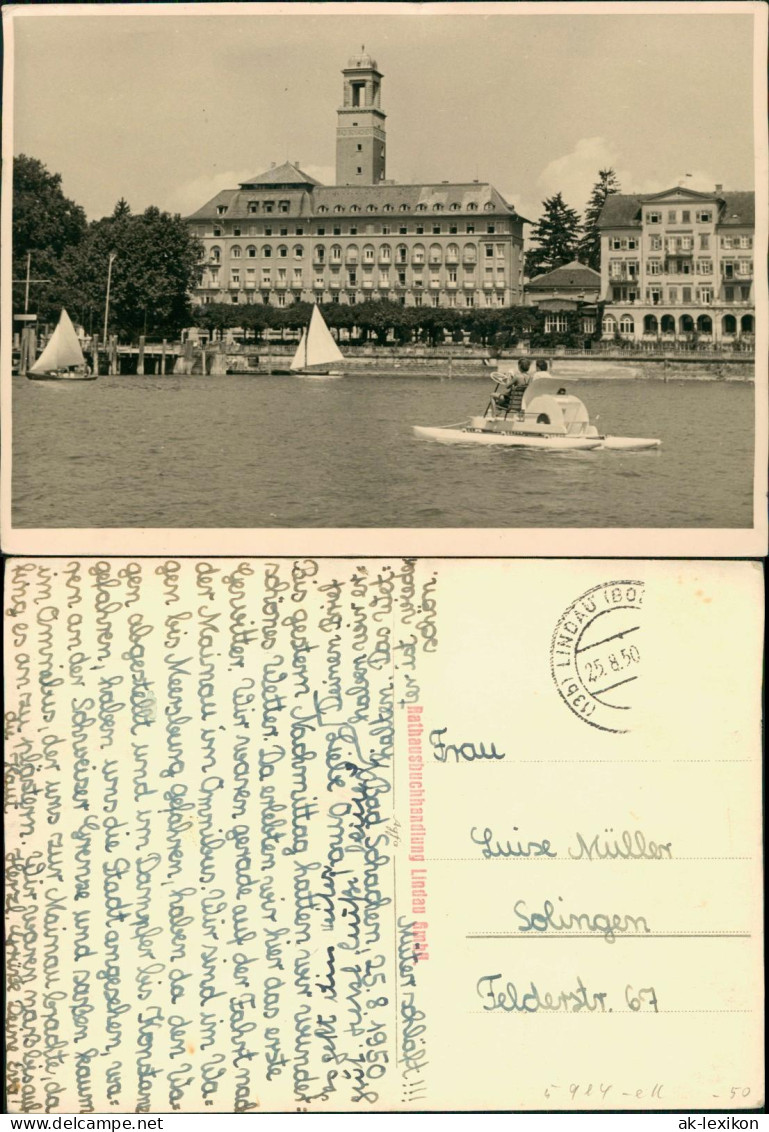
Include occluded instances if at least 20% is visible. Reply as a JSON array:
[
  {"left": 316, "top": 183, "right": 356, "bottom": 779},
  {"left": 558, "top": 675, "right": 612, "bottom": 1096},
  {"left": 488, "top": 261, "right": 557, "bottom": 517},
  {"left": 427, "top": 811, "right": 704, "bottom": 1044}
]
[{"left": 550, "top": 581, "right": 644, "bottom": 733}]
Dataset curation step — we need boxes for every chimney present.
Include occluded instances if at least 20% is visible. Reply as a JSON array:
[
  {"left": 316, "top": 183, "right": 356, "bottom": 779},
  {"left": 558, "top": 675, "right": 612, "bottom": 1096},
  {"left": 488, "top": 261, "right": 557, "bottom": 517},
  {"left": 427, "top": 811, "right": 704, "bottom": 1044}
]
[{"left": 715, "top": 183, "right": 723, "bottom": 193}]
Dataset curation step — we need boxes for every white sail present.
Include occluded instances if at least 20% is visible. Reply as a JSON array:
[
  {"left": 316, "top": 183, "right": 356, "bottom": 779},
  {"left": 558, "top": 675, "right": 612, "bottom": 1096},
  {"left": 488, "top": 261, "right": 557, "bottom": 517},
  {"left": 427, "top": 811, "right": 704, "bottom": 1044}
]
[
  {"left": 289, "top": 306, "right": 344, "bottom": 371},
  {"left": 289, "top": 330, "right": 308, "bottom": 372},
  {"left": 29, "top": 309, "right": 85, "bottom": 374}
]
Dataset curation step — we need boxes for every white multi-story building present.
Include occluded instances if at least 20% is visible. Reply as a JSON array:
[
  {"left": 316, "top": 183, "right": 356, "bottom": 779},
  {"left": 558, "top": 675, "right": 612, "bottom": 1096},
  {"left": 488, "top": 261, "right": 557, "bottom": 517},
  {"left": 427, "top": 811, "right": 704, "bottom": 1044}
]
[
  {"left": 597, "top": 185, "right": 754, "bottom": 344},
  {"left": 186, "top": 52, "right": 527, "bottom": 310}
]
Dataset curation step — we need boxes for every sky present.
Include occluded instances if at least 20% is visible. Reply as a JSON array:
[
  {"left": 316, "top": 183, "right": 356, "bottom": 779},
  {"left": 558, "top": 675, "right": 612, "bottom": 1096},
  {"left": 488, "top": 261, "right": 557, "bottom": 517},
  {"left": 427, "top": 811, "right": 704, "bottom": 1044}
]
[{"left": 9, "top": 3, "right": 759, "bottom": 230}]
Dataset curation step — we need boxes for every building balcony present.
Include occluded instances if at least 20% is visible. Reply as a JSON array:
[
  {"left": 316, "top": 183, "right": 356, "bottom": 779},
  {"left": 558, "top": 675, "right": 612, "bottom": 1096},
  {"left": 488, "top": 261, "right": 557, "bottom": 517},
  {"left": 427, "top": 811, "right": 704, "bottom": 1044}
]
[
  {"left": 291, "top": 279, "right": 303, "bottom": 289},
  {"left": 482, "top": 279, "right": 494, "bottom": 290},
  {"left": 274, "top": 280, "right": 287, "bottom": 290},
  {"left": 329, "top": 279, "right": 341, "bottom": 289},
  {"left": 429, "top": 258, "right": 442, "bottom": 267},
  {"left": 495, "top": 279, "right": 507, "bottom": 290},
  {"left": 429, "top": 279, "right": 440, "bottom": 289},
  {"left": 445, "top": 255, "right": 459, "bottom": 265},
  {"left": 378, "top": 253, "right": 391, "bottom": 264},
  {"left": 313, "top": 256, "right": 326, "bottom": 266},
  {"left": 462, "top": 256, "right": 477, "bottom": 267},
  {"left": 362, "top": 280, "right": 374, "bottom": 290},
  {"left": 313, "top": 279, "right": 324, "bottom": 289},
  {"left": 665, "top": 249, "right": 693, "bottom": 257},
  {"left": 463, "top": 279, "right": 476, "bottom": 290},
  {"left": 345, "top": 257, "right": 359, "bottom": 266},
  {"left": 446, "top": 280, "right": 458, "bottom": 289}
]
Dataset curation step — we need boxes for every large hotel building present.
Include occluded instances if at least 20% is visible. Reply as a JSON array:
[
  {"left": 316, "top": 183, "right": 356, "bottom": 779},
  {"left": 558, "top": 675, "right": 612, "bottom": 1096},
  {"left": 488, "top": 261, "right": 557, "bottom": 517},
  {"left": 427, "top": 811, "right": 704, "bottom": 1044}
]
[
  {"left": 186, "top": 52, "right": 527, "bottom": 310},
  {"left": 597, "top": 186, "right": 755, "bottom": 344}
]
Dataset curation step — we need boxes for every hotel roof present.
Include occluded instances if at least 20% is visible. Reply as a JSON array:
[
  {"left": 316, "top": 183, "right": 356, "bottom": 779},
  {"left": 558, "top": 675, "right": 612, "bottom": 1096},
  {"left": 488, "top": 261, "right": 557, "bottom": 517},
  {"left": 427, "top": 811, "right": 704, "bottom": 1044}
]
[
  {"left": 598, "top": 190, "right": 755, "bottom": 229},
  {"left": 527, "top": 260, "right": 601, "bottom": 290},
  {"left": 186, "top": 166, "right": 528, "bottom": 221}
]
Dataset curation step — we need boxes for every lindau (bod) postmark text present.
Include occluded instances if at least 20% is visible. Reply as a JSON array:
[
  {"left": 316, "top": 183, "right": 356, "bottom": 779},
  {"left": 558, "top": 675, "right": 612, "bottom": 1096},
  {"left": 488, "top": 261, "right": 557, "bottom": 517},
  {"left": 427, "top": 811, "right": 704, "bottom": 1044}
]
[{"left": 550, "top": 581, "right": 644, "bottom": 733}]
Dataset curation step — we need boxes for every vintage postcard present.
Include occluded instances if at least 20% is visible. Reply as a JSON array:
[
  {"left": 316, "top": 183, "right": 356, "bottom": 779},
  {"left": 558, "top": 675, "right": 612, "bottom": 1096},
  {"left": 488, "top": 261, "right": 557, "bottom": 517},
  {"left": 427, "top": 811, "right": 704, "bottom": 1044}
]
[
  {"left": 1, "top": 0, "right": 767, "bottom": 557},
  {"left": 4, "top": 557, "right": 764, "bottom": 1112}
]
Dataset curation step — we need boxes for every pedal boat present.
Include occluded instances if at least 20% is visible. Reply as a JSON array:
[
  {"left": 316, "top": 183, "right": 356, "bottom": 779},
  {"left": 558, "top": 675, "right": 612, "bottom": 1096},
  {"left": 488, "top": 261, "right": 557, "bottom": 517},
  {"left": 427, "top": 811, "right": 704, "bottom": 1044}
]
[{"left": 413, "top": 377, "right": 661, "bottom": 452}]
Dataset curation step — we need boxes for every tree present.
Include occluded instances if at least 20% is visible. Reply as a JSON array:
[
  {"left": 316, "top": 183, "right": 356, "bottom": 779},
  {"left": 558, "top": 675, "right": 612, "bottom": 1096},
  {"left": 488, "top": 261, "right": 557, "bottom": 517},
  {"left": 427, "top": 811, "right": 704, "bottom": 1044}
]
[
  {"left": 59, "top": 203, "right": 203, "bottom": 339},
  {"left": 578, "top": 168, "right": 621, "bottom": 271},
  {"left": 12, "top": 155, "right": 87, "bottom": 316},
  {"left": 525, "top": 192, "right": 582, "bottom": 279}
]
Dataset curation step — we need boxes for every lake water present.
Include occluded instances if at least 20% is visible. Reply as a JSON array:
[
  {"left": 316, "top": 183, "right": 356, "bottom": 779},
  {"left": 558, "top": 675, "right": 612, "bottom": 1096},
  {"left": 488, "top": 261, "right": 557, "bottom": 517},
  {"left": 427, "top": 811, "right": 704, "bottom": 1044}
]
[{"left": 12, "top": 371, "right": 754, "bottom": 529}]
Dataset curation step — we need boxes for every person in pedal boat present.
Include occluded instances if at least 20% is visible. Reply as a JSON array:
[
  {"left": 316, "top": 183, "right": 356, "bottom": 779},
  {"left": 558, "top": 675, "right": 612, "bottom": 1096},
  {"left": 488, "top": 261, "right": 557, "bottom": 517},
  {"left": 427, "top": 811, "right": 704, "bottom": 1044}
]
[{"left": 492, "top": 358, "right": 531, "bottom": 412}]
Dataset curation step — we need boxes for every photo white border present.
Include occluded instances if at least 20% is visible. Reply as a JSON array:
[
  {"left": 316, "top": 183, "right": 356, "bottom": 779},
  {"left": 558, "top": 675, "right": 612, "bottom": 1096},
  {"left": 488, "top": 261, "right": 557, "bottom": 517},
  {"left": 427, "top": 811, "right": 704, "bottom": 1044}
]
[{"left": 2, "top": 0, "right": 766, "bottom": 558}]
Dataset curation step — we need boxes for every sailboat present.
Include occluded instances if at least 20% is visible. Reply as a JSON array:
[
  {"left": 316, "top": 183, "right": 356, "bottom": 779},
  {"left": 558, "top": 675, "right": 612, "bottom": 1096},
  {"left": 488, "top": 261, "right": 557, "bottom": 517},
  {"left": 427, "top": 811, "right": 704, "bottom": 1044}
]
[
  {"left": 289, "top": 305, "right": 345, "bottom": 378},
  {"left": 27, "top": 309, "right": 95, "bottom": 381}
]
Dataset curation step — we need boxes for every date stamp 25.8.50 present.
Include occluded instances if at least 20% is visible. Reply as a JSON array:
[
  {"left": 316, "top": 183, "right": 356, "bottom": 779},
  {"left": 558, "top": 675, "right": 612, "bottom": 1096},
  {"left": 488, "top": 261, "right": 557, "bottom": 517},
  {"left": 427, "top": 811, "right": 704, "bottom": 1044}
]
[{"left": 550, "top": 580, "right": 644, "bottom": 733}]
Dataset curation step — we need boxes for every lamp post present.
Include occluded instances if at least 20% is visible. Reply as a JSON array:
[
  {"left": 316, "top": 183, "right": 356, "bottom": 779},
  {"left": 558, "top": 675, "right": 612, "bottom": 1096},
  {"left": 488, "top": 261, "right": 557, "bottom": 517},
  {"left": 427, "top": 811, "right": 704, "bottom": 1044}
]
[{"left": 103, "top": 252, "right": 117, "bottom": 347}]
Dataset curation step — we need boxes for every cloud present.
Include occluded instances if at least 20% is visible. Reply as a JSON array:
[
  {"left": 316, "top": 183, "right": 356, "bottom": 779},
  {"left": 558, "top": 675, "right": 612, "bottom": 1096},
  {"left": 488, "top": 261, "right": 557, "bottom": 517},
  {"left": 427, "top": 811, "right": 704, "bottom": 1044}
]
[{"left": 534, "top": 137, "right": 720, "bottom": 213}]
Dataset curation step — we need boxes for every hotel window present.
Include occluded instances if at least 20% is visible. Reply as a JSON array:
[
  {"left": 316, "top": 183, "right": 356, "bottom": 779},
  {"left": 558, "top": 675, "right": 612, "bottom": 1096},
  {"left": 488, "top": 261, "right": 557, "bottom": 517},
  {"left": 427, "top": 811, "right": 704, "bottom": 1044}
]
[
  {"left": 721, "top": 236, "right": 733, "bottom": 248},
  {"left": 363, "top": 245, "right": 375, "bottom": 263},
  {"left": 349, "top": 226, "right": 358, "bottom": 235},
  {"left": 350, "top": 205, "right": 360, "bottom": 213},
  {"left": 398, "top": 271, "right": 406, "bottom": 286},
  {"left": 331, "top": 245, "right": 342, "bottom": 263},
  {"left": 414, "top": 294, "right": 423, "bottom": 306},
  {"left": 682, "top": 287, "right": 692, "bottom": 303},
  {"left": 381, "top": 225, "right": 391, "bottom": 235},
  {"left": 278, "top": 245, "right": 288, "bottom": 258},
  {"left": 379, "top": 245, "right": 391, "bottom": 262},
  {"left": 210, "top": 246, "right": 221, "bottom": 263},
  {"left": 277, "top": 294, "right": 285, "bottom": 306},
  {"left": 486, "top": 224, "right": 496, "bottom": 234},
  {"left": 724, "top": 286, "right": 734, "bottom": 301},
  {"left": 231, "top": 294, "right": 239, "bottom": 304},
  {"left": 646, "top": 212, "right": 661, "bottom": 224},
  {"left": 582, "top": 316, "right": 596, "bottom": 334},
  {"left": 262, "top": 245, "right": 272, "bottom": 258},
  {"left": 681, "top": 236, "right": 692, "bottom": 250},
  {"left": 416, "top": 204, "right": 427, "bottom": 212},
  {"left": 467, "top": 203, "right": 478, "bottom": 212},
  {"left": 433, "top": 203, "right": 443, "bottom": 212},
  {"left": 602, "top": 313, "right": 617, "bottom": 334},
  {"left": 697, "top": 211, "right": 712, "bottom": 223},
  {"left": 681, "top": 211, "right": 691, "bottom": 223},
  {"left": 429, "top": 244, "right": 442, "bottom": 264},
  {"left": 396, "top": 244, "right": 408, "bottom": 264},
  {"left": 648, "top": 259, "right": 662, "bottom": 275},
  {"left": 696, "top": 258, "right": 712, "bottom": 274},
  {"left": 740, "top": 235, "right": 752, "bottom": 248},
  {"left": 348, "top": 271, "right": 356, "bottom": 287},
  {"left": 279, "top": 201, "right": 290, "bottom": 213},
  {"left": 699, "top": 287, "right": 712, "bottom": 304},
  {"left": 450, "top": 224, "right": 458, "bottom": 234},
  {"left": 231, "top": 245, "right": 242, "bottom": 258},
  {"left": 245, "top": 268, "right": 255, "bottom": 285},
  {"left": 416, "top": 225, "right": 424, "bottom": 235},
  {"left": 432, "top": 295, "right": 441, "bottom": 307},
  {"left": 668, "top": 287, "right": 678, "bottom": 304},
  {"left": 738, "top": 260, "right": 752, "bottom": 276},
  {"left": 485, "top": 244, "right": 494, "bottom": 258},
  {"left": 400, "top": 204, "right": 409, "bottom": 212},
  {"left": 279, "top": 228, "right": 288, "bottom": 237},
  {"left": 649, "top": 235, "right": 662, "bottom": 250},
  {"left": 740, "top": 286, "right": 750, "bottom": 300},
  {"left": 619, "top": 315, "right": 634, "bottom": 335},
  {"left": 466, "top": 223, "right": 475, "bottom": 234},
  {"left": 296, "top": 227, "right": 304, "bottom": 236},
  {"left": 248, "top": 202, "right": 258, "bottom": 213},
  {"left": 378, "top": 271, "right": 390, "bottom": 287},
  {"left": 399, "top": 225, "right": 408, "bottom": 235},
  {"left": 700, "top": 234, "right": 710, "bottom": 249},
  {"left": 217, "top": 205, "right": 228, "bottom": 215},
  {"left": 293, "top": 267, "right": 302, "bottom": 282},
  {"left": 448, "top": 269, "right": 457, "bottom": 283},
  {"left": 213, "top": 227, "right": 222, "bottom": 238},
  {"left": 317, "top": 205, "right": 328, "bottom": 214},
  {"left": 647, "top": 287, "right": 661, "bottom": 305},
  {"left": 628, "top": 237, "right": 638, "bottom": 250},
  {"left": 261, "top": 267, "right": 271, "bottom": 281},
  {"left": 668, "top": 210, "right": 676, "bottom": 222},
  {"left": 432, "top": 225, "right": 441, "bottom": 235},
  {"left": 277, "top": 268, "right": 286, "bottom": 281},
  {"left": 265, "top": 226, "right": 273, "bottom": 236},
  {"left": 367, "top": 204, "right": 377, "bottom": 213},
  {"left": 496, "top": 244, "right": 505, "bottom": 258},
  {"left": 545, "top": 314, "right": 568, "bottom": 333},
  {"left": 264, "top": 201, "right": 274, "bottom": 213},
  {"left": 293, "top": 245, "right": 304, "bottom": 259},
  {"left": 233, "top": 227, "right": 241, "bottom": 237},
  {"left": 246, "top": 245, "right": 256, "bottom": 258},
  {"left": 450, "top": 203, "right": 460, "bottom": 211},
  {"left": 465, "top": 295, "right": 474, "bottom": 307},
  {"left": 230, "top": 270, "right": 240, "bottom": 286},
  {"left": 383, "top": 204, "right": 393, "bottom": 212}
]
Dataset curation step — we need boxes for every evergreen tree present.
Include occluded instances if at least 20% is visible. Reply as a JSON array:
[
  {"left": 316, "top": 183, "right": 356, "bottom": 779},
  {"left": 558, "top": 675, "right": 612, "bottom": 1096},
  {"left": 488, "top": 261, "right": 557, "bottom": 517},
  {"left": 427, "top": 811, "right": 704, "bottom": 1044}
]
[
  {"left": 578, "top": 168, "right": 621, "bottom": 271},
  {"left": 525, "top": 193, "right": 582, "bottom": 278}
]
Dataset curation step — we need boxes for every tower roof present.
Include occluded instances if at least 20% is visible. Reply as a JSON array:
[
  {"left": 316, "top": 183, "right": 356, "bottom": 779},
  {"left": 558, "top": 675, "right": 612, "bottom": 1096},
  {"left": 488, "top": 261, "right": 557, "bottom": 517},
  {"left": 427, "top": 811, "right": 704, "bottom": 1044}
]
[{"left": 345, "top": 47, "right": 379, "bottom": 70}]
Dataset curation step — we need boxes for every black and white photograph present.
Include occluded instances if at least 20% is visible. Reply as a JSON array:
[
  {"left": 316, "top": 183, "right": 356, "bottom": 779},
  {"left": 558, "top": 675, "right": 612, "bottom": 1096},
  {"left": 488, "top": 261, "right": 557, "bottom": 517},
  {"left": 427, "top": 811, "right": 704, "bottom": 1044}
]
[{"left": 2, "top": 1, "right": 766, "bottom": 555}]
